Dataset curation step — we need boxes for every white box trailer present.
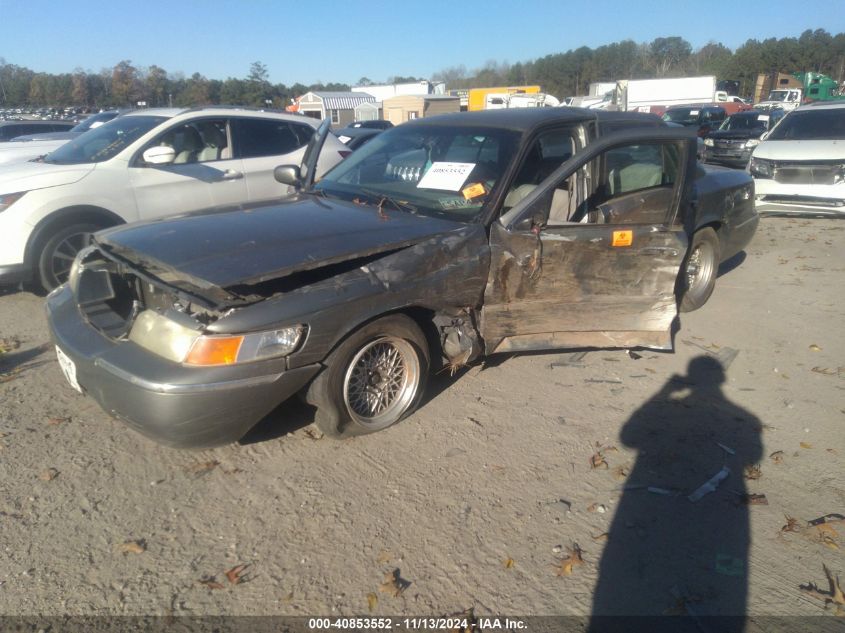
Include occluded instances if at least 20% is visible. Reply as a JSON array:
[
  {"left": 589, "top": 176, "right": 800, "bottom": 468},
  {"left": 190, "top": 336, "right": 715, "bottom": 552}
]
[{"left": 617, "top": 76, "right": 722, "bottom": 111}]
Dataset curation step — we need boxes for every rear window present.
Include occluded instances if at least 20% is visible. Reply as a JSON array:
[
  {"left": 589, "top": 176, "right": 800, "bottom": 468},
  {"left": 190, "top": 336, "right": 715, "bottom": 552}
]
[{"left": 234, "top": 119, "right": 313, "bottom": 158}]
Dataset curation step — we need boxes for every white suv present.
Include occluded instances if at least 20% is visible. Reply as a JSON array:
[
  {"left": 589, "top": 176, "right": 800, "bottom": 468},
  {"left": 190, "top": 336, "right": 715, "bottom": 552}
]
[
  {"left": 750, "top": 101, "right": 845, "bottom": 215},
  {"left": 0, "top": 107, "right": 349, "bottom": 290}
]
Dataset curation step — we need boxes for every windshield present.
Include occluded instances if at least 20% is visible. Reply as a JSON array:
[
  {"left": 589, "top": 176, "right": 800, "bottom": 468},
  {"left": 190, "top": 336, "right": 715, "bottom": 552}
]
[
  {"left": 767, "top": 90, "right": 798, "bottom": 102},
  {"left": 71, "top": 111, "right": 119, "bottom": 133},
  {"left": 719, "top": 113, "right": 769, "bottom": 131},
  {"left": 766, "top": 109, "right": 845, "bottom": 141},
  {"left": 44, "top": 115, "right": 166, "bottom": 164},
  {"left": 661, "top": 108, "right": 700, "bottom": 125},
  {"left": 313, "top": 125, "right": 521, "bottom": 222}
]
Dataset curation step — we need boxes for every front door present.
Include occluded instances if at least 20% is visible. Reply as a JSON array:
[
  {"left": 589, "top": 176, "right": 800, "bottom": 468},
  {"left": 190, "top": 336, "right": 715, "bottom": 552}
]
[
  {"left": 480, "top": 129, "right": 694, "bottom": 354},
  {"left": 129, "top": 118, "right": 247, "bottom": 221}
]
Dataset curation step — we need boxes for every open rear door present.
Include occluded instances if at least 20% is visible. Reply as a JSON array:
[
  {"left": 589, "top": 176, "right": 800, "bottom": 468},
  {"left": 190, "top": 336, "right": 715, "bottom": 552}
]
[{"left": 480, "top": 128, "right": 695, "bottom": 354}]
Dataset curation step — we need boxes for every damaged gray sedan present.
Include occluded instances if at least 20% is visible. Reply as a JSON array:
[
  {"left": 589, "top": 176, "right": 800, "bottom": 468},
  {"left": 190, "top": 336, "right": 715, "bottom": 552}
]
[{"left": 46, "top": 109, "right": 758, "bottom": 447}]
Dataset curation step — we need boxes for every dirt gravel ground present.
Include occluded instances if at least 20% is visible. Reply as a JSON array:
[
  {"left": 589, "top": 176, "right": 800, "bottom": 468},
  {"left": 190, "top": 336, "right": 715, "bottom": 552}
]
[{"left": 0, "top": 217, "right": 843, "bottom": 620}]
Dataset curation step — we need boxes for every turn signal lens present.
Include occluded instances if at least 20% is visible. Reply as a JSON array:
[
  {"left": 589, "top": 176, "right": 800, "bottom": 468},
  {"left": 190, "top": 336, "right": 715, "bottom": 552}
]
[{"left": 185, "top": 336, "right": 243, "bottom": 366}]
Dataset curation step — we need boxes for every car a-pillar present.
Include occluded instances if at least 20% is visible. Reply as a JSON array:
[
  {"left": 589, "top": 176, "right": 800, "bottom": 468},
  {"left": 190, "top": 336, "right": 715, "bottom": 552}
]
[{"left": 28, "top": 206, "right": 124, "bottom": 291}]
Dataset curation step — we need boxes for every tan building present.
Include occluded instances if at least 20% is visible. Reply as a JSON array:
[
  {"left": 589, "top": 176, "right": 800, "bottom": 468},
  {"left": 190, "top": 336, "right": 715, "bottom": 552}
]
[
  {"left": 382, "top": 95, "right": 461, "bottom": 125},
  {"left": 297, "top": 91, "right": 376, "bottom": 128}
]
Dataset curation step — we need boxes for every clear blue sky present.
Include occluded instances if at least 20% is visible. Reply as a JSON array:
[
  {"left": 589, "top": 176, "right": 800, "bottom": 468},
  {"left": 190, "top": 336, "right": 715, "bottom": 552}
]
[{"left": 1, "top": 0, "right": 843, "bottom": 85}]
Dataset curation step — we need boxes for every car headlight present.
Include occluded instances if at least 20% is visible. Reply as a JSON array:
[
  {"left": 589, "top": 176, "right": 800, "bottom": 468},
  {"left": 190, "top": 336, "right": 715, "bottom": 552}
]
[
  {"left": 749, "top": 157, "right": 773, "bottom": 179},
  {"left": 0, "top": 191, "right": 26, "bottom": 213},
  {"left": 704, "top": 138, "right": 714, "bottom": 147},
  {"left": 128, "top": 310, "right": 306, "bottom": 366},
  {"left": 744, "top": 139, "right": 760, "bottom": 149}
]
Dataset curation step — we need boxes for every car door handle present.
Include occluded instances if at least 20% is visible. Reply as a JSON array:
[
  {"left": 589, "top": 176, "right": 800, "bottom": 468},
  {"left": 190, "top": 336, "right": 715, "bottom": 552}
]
[
  {"left": 640, "top": 246, "right": 679, "bottom": 256},
  {"left": 221, "top": 170, "right": 244, "bottom": 180}
]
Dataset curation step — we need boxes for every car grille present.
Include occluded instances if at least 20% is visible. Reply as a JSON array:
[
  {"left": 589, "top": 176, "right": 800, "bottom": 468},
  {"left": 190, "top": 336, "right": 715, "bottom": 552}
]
[
  {"left": 714, "top": 139, "right": 745, "bottom": 149},
  {"left": 773, "top": 162, "right": 842, "bottom": 185}
]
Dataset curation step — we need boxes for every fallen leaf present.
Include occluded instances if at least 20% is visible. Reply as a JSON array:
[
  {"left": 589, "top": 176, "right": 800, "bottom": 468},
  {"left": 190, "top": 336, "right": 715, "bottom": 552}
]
[
  {"left": 743, "top": 464, "right": 762, "bottom": 480},
  {"left": 554, "top": 544, "right": 584, "bottom": 577},
  {"left": 811, "top": 367, "right": 837, "bottom": 376},
  {"left": 800, "top": 565, "right": 845, "bottom": 615},
  {"left": 809, "top": 344, "right": 822, "bottom": 352},
  {"left": 503, "top": 557, "right": 515, "bottom": 569},
  {"left": 47, "top": 416, "right": 70, "bottom": 426},
  {"left": 198, "top": 577, "right": 225, "bottom": 590},
  {"left": 378, "top": 569, "right": 410, "bottom": 597},
  {"left": 376, "top": 550, "right": 392, "bottom": 564},
  {"left": 589, "top": 452, "right": 608, "bottom": 470},
  {"left": 184, "top": 460, "right": 220, "bottom": 476},
  {"left": 367, "top": 592, "right": 378, "bottom": 611},
  {"left": 225, "top": 564, "right": 249, "bottom": 585},
  {"left": 740, "top": 493, "right": 768, "bottom": 505},
  {"left": 282, "top": 591, "right": 294, "bottom": 603},
  {"left": 303, "top": 427, "right": 324, "bottom": 440},
  {"left": 38, "top": 468, "right": 59, "bottom": 481},
  {"left": 0, "top": 337, "right": 21, "bottom": 354},
  {"left": 587, "top": 503, "right": 607, "bottom": 513},
  {"left": 592, "top": 532, "right": 609, "bottom": 542},
  {"left": 800, "top": 442, "right": 813, "bottom": 449},
  {"left": 612, "top": 465, "right": 629, "bottom": 481},
  {"left": 117, "top": 540, "right": 146, "bottom": 555},
  {"left": 782, "top": 516, "right": 802, "bottom": 533},
  {"left": 827, "top": 448, "right": 839, "bottom": 455},
  {"left": 769, "top": 451, "right": 785, "bottom": 465}
]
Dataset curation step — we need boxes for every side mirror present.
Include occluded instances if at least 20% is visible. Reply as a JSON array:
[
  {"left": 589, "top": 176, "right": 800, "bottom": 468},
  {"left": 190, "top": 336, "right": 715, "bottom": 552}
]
[
  {"left": 513, "top": 212, "right": 546, "bottom": 232},
  {"left": 142, "top": 145, "right": 175, "bottom": 165},
  {"left": 274, "top": 164, "right": 301, "bottom": 188}
]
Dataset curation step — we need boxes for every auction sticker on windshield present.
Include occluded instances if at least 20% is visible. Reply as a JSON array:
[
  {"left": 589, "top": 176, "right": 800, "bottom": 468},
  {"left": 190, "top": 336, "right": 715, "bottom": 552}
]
[
  {"left": 55, "top": 346, "right": 81, "bottom": 393},
  {"left": 417, "top": 162, "right": 475, "bottom": 191}
]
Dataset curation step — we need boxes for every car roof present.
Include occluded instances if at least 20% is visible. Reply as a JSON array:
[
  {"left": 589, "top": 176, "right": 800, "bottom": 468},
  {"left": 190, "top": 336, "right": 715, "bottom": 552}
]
[
  {"left": 122, "top": 106, "right": 314, "bottom": 122},
  {"left": 401, "top": 107, "right": 597, "bottom": 132},
  {"left": 798, "top": 101, "right": 845, "bottom": 110}
]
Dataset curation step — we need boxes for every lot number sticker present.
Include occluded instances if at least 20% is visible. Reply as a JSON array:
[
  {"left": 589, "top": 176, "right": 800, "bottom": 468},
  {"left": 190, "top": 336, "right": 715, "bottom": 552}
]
[
  {"left": 612, "top": 230, "right": 633, "bottom": 247},
  {"left": 417, "top": 162, "right": 475, "bottom": 191}
]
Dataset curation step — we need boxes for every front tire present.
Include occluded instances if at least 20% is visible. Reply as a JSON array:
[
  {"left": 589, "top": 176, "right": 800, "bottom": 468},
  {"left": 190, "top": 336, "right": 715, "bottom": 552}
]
[
  {"left": 679, "top": 227, "right": 720, "bottom": 313},
  {"left": 37, "top": 222, "right": 101, "bottom": 291},
  {"left": 306, "top": 315, "right": 430, "bottom": 438}
]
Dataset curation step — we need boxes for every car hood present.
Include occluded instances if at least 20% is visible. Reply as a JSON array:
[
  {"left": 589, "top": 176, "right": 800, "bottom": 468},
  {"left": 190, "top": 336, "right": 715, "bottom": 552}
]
[
  {"left": 96, "top": 195, "right": 467, "bottom": 295},
  {"left": 0, "top": 158, "right": 94, "bottom": 191},
  {"left": 0, "top": 139, "right": 68, "bottom": 166},
  {"left": 753, "top": 139, "right": 845, "bottom": 161},
  {"left": 707, "top": 129, "right": 758, "bottom": 141}
]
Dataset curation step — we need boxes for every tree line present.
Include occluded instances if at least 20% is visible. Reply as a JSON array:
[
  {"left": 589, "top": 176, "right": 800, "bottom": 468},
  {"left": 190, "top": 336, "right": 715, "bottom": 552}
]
[{"left": 2, "top": 29, "right": 844, "bottom": 109}]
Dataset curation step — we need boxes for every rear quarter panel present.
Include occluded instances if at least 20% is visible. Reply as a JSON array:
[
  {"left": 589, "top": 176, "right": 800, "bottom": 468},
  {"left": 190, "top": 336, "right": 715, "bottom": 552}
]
[{"left": 692, "top": 164, "right": 757, "bottom": 261}]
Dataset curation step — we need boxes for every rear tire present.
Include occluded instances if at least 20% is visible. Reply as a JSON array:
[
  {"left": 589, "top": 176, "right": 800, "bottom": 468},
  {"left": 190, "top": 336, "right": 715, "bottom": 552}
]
[
  {"left": 306, "top": 315, "right": 430, "bottom": 439},
  {"left": 37, "top": 222, "right": 101, "bottom": 291},
  {"left": 679, "top": 227, "right": 720, "bottom": 313}
]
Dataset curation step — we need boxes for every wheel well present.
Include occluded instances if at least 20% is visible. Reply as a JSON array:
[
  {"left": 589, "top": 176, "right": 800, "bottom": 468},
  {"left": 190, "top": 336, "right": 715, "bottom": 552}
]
[
  {"left": 326, "top": 306, "right": 442, "bottom": 371},
  {"left": 696, "top": 221, "right": 722, "bottom": 236},
  {"left": 25, "top": 206, "right": 124, "bottom": 268}
]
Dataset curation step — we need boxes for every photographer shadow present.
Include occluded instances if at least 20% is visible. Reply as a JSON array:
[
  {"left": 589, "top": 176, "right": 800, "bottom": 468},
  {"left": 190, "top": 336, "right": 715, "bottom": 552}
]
[{"left": 589, "top": 356, "right": 762, "bottom": 632}]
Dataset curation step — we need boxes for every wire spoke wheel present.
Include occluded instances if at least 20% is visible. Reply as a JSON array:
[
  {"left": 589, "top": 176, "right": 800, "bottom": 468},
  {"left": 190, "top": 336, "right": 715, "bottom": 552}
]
[
  {"left": 343, "top": 336, "right": 420, "bottom": 429},
  {"left": 686, "top": 242, "right": 714, "bottom": 296}
]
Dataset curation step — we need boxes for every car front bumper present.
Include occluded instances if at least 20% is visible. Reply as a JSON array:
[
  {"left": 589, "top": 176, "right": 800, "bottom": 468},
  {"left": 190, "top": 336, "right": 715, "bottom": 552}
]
[
  {"left": 0, "top": 263, "right": 32, "bottom": 286},
  {"left": 45, "top": 284, "right": 321, "bottom": 448},
  {"left": 754, "top": 178, "right": 845, "bottom": 216},
  {"left": 703, "top": 147, "right": 752, "bottom": 168}
]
